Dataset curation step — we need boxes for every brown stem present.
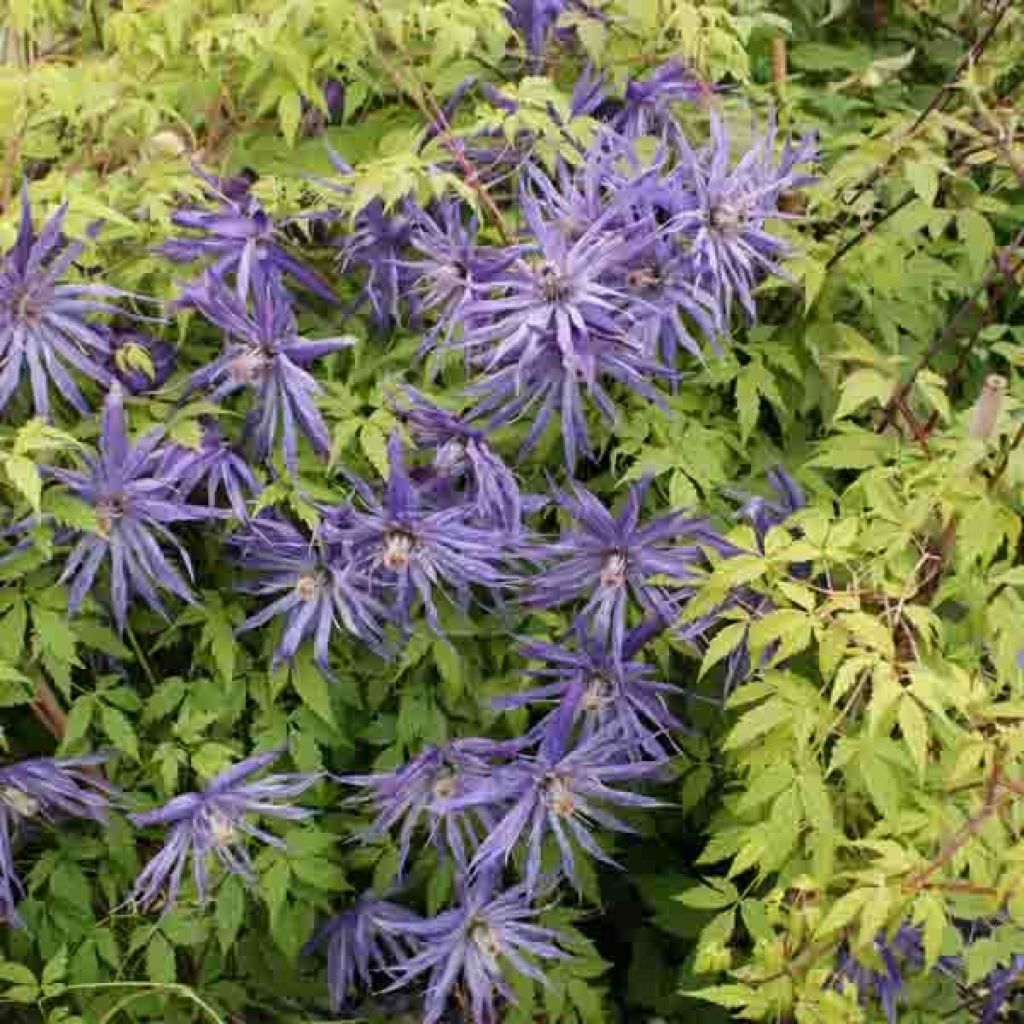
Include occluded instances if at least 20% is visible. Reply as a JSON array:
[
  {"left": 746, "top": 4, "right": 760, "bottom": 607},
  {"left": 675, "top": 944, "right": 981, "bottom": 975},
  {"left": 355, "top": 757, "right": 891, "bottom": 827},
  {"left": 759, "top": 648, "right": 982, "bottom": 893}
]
[
  {"left": 30, "top": 676, "right": 67, "bottom": 740},
  {"left": 771, "top": 38, "right": 787, "bottom": 90},
  {"left": 903, "top": 756, "right": 1006, "bottom": 893}
]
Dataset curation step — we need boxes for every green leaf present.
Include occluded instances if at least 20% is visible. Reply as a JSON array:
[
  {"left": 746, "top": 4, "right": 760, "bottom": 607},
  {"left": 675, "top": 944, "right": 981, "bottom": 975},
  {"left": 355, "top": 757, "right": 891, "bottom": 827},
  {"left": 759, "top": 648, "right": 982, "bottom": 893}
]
[
  {"left": 4, "top": 454, "right": 42, "bottom": 510},
  {"left": 675, "top": 879, "right": 739, "bottom": 910},
  {"left": 278, "top": 90, "right": 303, "bottom": 146},
  {"left": 433, "top": 638, "right": 464, "bottom": 704},
  {"left": 291, "top": 650, "right": 336, "bottom": 726},
  {"left": 688, "top": 984, "right": 754, "bottom": 1009},
  {"left": 834, "top": 369, "right": 891, "bottom": 421},
  {"left": 216, "top": 875, "right": 246, "bottom": 954},
  {"left": 723, "top": 698, "right": 791, "bottom": 750},
  {"left": 101, "top": 705, "right": 139, "bottom": 760},
  {"left": 898, "top": 697, "right": 929, "bottom": 778},
  {"left": 958, "top": 208, "right": 994, "bottom": 277},
  {"left": 146, "top": 932, "right": 176, "bottom": 984}
]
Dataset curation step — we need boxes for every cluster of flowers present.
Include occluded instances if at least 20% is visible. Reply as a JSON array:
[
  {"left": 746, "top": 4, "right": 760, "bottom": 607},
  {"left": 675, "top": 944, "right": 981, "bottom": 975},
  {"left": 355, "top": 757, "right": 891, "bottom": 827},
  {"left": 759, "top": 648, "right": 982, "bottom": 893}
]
[{"left": 0, "top": 45, "right": 826, "bottom": 1023}]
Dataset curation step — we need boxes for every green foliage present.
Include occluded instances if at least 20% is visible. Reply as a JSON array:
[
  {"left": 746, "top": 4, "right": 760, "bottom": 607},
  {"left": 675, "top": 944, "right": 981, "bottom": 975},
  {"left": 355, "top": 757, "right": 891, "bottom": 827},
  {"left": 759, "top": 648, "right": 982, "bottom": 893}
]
[{"left": 2, "top": 0, "right": 1024, "bottom": 1022}]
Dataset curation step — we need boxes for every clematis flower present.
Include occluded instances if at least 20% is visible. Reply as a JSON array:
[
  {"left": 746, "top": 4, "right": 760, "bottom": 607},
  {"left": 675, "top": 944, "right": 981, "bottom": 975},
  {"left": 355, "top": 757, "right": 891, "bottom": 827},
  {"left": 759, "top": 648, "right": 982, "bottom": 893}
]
[
  {"left": 408, "top": 199, "right": 521, "bottom": 346},
  {"left": 43, "top": 383, "right": 220, "bottom": 633},
  {"left": 733, "top": 465, "right": 805, "bottom": 546},
  {"left": 0, "top": 187, "right": 118, "bottom": 418},
  {"left": 458, "top": 192, "right": 667, "bottom": 468},
  {"left": 0, "top": 754, "right": 110, "bottom": 926},
  {"left": 305, "top": 894, "right": 422, "bottom": 1011},
  {"left": 494, "top": 620, "right": 683, "bottom": 757},
  {"left": 157, "top": 421, "right": 261, "bottom": 520},
  {"left": 164, "top": 171, "right": 337, "bottom": 304},
  {"left": 392, "top": 386, "right": 534, "bottom": 531},
  {"left": 980, "top": 954, "right": 1024, "bottom": 1024},
  {"left": 233, "top": 514, "right": 387, "bottom": 669},
  {"left": 385, "top": 874, "right": 566, "bottom": 1024},
  {"left": 831, "top": 924, "right": 926, "bottom": 1024},
  {"left": 341, "top": 433, "right": 511, "bottom": 631},
  {"left": 667, "top": 114, "right": 817, "bottom": 320},
  {"left": 612, "top": 60, "right": 708, "bottom": 141},
  {"left": 129, "top": 748, "right": 318, "bottom": 913},
  {"left": 340, "top": 739, "right": 511, "bottom": 871},
  {"left": 468, "top": 727, "right": 662, "bottom": 894},
  {"left": 526, "top": 479, "right": 716, "bottom": 655},
  {"left": 186, "top": 274, "right": 354, "bottom": 470},
  {"left": 504, "top": 0, "right": 569, "bottom": 60}
]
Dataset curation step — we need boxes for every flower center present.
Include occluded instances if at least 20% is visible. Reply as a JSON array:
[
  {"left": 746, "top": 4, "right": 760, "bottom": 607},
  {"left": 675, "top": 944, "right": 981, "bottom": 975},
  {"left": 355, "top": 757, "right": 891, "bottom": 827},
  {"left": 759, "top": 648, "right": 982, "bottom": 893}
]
[
  {"left": 206, "top": 808, "right": 237, "bottom": 847},
  {"left": 96, "top": 493, "right": 128, "bottom": 537},
  {"left": 600, "top": 551, "right": 628, "bottom": 588},
  {"left": 431, "top": 772, "right": 458, "bottom": 801},
  {"left": 536, "top": 261, "right": 571, "bottom": 303},
  {"left": 709, "top": 203, "right": 744, "bottom": 233},
  {"left": 382, "top": 530, "right": 415, "bottom": 571},
  {"left": 544, "top": 774, "right": 576, "bottom": 817},
  {"left": 295, "top": 572, "right": 319, "bottom": 602},
  {"left": 470, "top": 920, "right": 501, "bottom": 958},
  {"left": 0, "top": 786, "right": 39, "bottom": 818},
  {"left": 626, "top": 266, "right": 661, "bottom": 291},
  {"left": 228, "top": 349, "right": 269, "bottom": 386},
  {"left": 15, "top": 291, "right": 40, "bottom": 324},
  {"left": 581, "top": 675, "right": 614, "bottom": 712}
]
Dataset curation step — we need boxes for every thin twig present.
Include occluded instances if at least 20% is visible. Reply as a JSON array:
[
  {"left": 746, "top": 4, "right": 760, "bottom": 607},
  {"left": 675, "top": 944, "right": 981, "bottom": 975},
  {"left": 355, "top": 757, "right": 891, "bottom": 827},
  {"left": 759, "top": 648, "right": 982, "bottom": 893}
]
[
  {"left": 878, "top": 225, "right": 1024, "bottom": 432},
  {"left": 844, "top": 0, "right": 1014, "bottom": 210}
]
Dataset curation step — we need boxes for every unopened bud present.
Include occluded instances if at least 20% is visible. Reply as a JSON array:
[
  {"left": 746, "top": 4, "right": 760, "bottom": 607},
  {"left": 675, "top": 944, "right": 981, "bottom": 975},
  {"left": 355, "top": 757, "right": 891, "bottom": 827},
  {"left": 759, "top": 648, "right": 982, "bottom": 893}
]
[{"left": 969, "top": 374, "right": 1007, "bottom": 440}]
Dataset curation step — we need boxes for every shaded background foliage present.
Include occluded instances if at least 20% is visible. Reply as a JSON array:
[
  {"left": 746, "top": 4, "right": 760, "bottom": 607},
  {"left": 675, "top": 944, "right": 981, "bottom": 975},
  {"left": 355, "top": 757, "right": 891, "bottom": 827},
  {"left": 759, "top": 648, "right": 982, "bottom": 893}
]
[{"left": 0, "top": 0, "right": 1023, "bottom": 1023}]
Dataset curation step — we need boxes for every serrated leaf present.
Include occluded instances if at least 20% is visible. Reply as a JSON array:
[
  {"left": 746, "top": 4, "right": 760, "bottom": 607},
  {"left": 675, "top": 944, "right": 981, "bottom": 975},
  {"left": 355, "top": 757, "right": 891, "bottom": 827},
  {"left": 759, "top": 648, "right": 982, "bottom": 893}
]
[
  {"left": 101, "top": 705, "right": 139, "bottom": 760},
  {"left": 4, "top": 454, "right": 42, "bottom": 510},
  {"left": 291, "top": 650, "right": 335, "bottom": 726},
  {"left": 898, "top": 697, "right": 929, "bottom": 778}
]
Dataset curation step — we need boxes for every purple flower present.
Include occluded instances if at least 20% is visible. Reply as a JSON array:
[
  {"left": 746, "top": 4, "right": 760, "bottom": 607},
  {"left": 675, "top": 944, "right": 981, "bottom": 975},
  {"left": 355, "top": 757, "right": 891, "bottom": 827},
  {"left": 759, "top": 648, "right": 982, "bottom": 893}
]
[
  {"left": 668, "top": 115, "right": 817, "bottom": 320},
  {"left": 526, "top": 479, "right": 715, "bottom": 655},
  {"left": 831, "top": 924, "right": 925, "bottom": 1024},
  {"left": 44, "top": 384, "right": 220, "bottom": 633},
  {"left": 340, "top": 739, "right": 508, "bottom": 871},
  {"left": 301, "top": 78, "right": 346, "bottom": 138},
  {"left": 408, "top": 200, "right": 520, "bottom": 346},
  {"left": 386, "top": 875, "right": 566, "bottom": 1024},
  {"left": 164, "top": 172, "right": 337, "bottom": 304},
  {"left": 324, "top": 155, "right": 421, "bottom": 332},
  {"left": 0, "top": 187, "right": 118, "bottom": 418},
  {"left": 233, "top": 514, "right": 387, "bottom": 670},
  {"left": 458, "top": 192, "right": 666, "bottom": 468},
  {"left": 393, "top": 386, "right": 534, "bottom": 531},
  {"left": 495, "top": 621, "right": 682, "bottom": 758},
  {"left": 305, "top": 894, "right": 422, "bottom": 1011},
  {"left": 733, "top": 465, "right": 805, "bottom": 546},
  {"left": 613, "top": 60, "right": 708, "bottom": 141},
  {"left": 505, "top": 0, "right": 568, "bottom": 60},
  {"left": 980, "top": 954, "right": 1024, "bottom": 1024},
  {"left": 0, "top": 754, "right": 109, "bottom": 926},
  {"left": 341, "top": 433, "right": 511, "bottom": 631},
  {"left": 107, "top": 329, "right": 175, "bottom": 394},
  {"left": 128, "top": 748, "right": 318, "bottom": 913},
  {"left": 186, "top": 275, "right": 354, "bottom": 471},
  {"left": 468, "top": 727, "right": 662, "bottom": 894},
  {"left": 157, "top": 421, "right": 261, "bottom": 520}
]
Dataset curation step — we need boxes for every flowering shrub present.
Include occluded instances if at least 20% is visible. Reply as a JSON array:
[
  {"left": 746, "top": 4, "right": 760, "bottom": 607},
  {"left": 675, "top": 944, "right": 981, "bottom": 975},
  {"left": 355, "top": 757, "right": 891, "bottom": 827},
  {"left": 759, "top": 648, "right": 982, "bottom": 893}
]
[{"left": 1, "top": 2, "right": 1024, "bottom": 1024}]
